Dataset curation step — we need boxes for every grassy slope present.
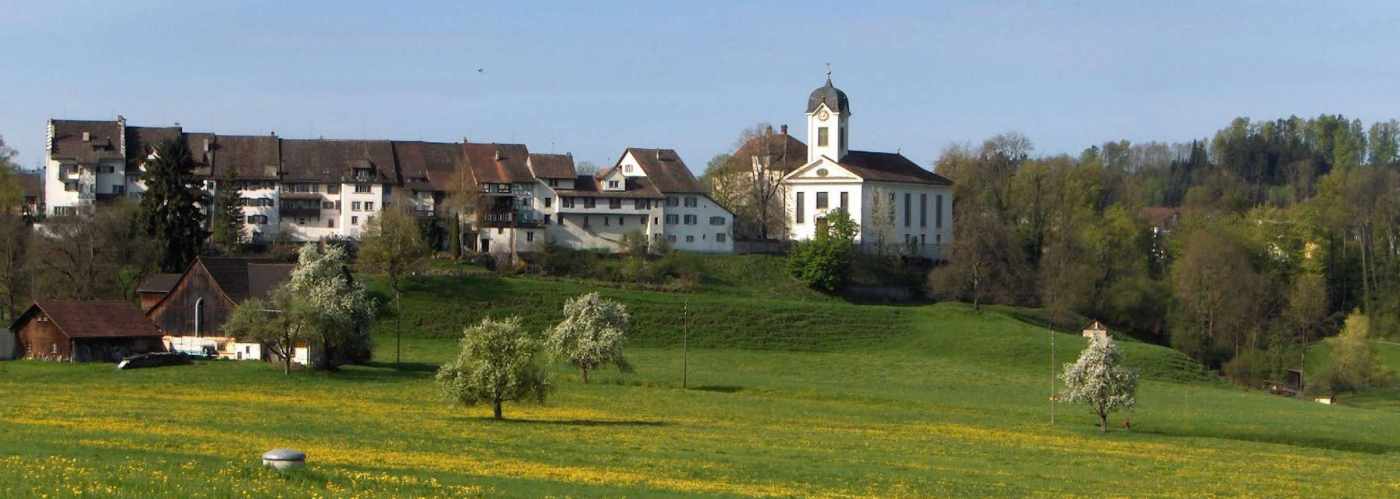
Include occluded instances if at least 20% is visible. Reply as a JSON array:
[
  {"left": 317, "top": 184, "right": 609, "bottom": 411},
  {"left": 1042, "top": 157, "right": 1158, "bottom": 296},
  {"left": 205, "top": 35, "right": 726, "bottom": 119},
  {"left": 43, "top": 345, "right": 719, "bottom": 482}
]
[
  {"left": 1305, "top": 338, "right": 1400, "bottom": 410},
  {"left": 2, "top": 257, "right": 1399, "bottom": 496}
]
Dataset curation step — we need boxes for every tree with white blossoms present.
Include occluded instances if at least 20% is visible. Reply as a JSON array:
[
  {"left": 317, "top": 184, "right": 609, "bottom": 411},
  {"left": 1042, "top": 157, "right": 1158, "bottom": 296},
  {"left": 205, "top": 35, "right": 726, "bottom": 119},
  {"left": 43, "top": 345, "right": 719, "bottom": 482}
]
[
  {"left": 1060, "top": 334, "right": 1138, "bottom": 432},
  {"left": 436, "top": 317, "right": 552, "bottom": 419},
  {"left": 547, "top": 292, "right": 633, "bottom": 384},
  {"left": 287, "top": 243, "right": 376, "bottom": 369}
]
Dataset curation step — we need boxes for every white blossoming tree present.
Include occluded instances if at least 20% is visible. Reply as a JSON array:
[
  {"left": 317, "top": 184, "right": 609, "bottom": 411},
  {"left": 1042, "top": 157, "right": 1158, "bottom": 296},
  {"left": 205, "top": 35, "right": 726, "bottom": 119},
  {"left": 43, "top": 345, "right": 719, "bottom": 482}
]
[
  {"left": 436, "top": 317, "right": 552, "bottom": 419},
  {"left": 547, "top": 292, "right": 633, "bottom": 384},
  {"left": 288, "top": 243, "right": 376, "bottom": 369},
  {"left": 1060, "top": 334, "right": 1138, "bottom": 432}
]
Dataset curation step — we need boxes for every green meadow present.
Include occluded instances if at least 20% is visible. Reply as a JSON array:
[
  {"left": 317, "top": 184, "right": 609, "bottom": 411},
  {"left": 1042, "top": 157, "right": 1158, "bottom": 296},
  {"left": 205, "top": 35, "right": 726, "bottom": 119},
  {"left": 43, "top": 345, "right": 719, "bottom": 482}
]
[{"left": 2, "top": 257, "right": 1399, "bottom": 497}]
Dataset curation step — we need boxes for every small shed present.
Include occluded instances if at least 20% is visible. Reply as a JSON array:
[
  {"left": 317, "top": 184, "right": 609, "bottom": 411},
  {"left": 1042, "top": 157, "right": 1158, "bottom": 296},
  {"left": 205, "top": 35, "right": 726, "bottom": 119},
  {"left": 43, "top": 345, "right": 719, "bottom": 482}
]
[
  {"left": 1082, "top": 321, "right": 1109, "bottom": 339},
  {"left": 11, "top": 300, "right": 165, "bottom": 362},
  {"left": 136, "top": 273, "right": 182, "bottom": 312}
]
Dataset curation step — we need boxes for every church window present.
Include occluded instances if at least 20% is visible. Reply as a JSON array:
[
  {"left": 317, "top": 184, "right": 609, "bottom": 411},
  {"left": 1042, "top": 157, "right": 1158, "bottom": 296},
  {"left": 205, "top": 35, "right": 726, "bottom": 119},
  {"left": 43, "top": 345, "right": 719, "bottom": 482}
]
[
  {"left": 816, "top": 192, "right": 828, "bottom": 210},
  {"left": 920, "top": 194, "right": 928, "bottom": 227},
  {"left": 818, "top": 127, "right": 829, "bottom": 147},
  {"left": 936, "top": 195, "right": 944, "bottom": 229},
  {"left": 841, "top": 127, "right": 847, "bottom": 151},
  {"left": 904, "top": 193, "right": 911, "bottom": 227},
  {"left": 839, "top": 192, "right": 848, "bottom": 211},
  {"left": 796, "top": 192, "right": 805, "bottom": 223}
]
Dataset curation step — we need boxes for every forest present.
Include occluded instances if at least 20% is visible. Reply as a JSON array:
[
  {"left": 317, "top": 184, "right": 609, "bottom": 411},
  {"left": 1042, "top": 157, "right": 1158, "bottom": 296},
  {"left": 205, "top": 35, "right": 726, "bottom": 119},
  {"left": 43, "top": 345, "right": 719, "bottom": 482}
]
[{"left": 931, "top": 115, "right": 1399, "bottom": 387}]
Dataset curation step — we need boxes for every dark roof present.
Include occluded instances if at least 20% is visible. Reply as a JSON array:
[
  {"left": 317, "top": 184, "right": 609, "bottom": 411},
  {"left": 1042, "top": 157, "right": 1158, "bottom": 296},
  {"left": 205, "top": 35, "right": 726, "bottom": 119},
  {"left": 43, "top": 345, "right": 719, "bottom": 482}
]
[
  {"left": 556, "top": 176, "right": 665, "bottom": 199},
  {"left": 19, "top": 301, "right": 161, "bottom": 338},
  {"left": 49, "top": 120, "right": 123, "bottom": 165},
  {"left": 528, "top": 153, "right": 576, "bottom": 179},
  {"left": 464, "top": 143, "right": 533, "bottom": 184},
  {"left": 280, "top": 139, "right": 396, "bottom": 183},
  {"left": 623, "top": 148, "right": 704, "bottom": 193},
  {"left": 394, "top": 141, "right": 465, "bottom": 192},
  {"left": 727, "top": 132, "right": 808, "bottom": 174},
  {"left": 124, "top": 126, "right": 183, "bottom": 161},
  {"left": 17, "top": 172, "right": 42, "bottom": 198},
  {"left": 211, "top": 135, "right": 282, "bottom": 180},
  {"left": 838, "top": 151, "right": 952, "bottom": 185},
  {"left": 136, "top": 273, "right": 182, "bottom": 294},
  {"left": 806, "top": 78, "right": 851, "bottom": 114},
  {"left": 198, "top": 257, "right": 294, "bottom": 302}
]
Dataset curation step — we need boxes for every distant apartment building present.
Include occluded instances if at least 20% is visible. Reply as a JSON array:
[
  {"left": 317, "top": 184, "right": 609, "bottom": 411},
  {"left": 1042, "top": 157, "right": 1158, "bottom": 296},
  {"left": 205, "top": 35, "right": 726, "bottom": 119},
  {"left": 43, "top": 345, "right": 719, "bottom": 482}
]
[{"left": 42, "top": 117, "right": 734, "bottom": 253}]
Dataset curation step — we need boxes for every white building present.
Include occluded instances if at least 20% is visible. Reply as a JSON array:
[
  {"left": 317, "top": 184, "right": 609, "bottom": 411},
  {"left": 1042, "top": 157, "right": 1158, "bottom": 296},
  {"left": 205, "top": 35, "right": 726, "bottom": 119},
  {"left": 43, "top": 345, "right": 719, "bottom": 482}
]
[
  {"left": 781, "top": 78, "right": 954, "bottom": 259},
  {"left": 467, "top": 144, "right": 734, "bottom": 255}
]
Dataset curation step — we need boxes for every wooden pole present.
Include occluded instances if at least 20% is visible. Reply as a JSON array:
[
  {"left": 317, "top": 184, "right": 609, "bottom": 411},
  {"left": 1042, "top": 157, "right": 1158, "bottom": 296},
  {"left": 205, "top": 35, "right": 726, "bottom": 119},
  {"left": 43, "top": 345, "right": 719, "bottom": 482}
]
[{"left": 682, "top": 300, "right": 689, "bottom": 390}]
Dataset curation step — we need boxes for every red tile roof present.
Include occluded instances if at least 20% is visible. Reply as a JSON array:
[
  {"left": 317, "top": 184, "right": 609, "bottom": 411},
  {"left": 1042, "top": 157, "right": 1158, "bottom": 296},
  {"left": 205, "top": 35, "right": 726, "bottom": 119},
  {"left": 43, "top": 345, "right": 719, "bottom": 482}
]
[
  {"left": 21, "top": 300, "right": 161, "bottom": 338},
  {"left": 527, "top": 153, "right": 577, "bottom": 179},
  {"left": 464, "top": 142, "right": 533, "bottom": 184}
]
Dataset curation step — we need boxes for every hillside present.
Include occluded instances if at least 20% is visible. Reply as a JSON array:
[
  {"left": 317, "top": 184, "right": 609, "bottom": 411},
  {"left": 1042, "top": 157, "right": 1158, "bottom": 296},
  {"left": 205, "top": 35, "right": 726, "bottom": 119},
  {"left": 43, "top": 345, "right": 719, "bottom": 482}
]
[{"left": 3, "top": 267, "right": 1399, "bottom": 496}]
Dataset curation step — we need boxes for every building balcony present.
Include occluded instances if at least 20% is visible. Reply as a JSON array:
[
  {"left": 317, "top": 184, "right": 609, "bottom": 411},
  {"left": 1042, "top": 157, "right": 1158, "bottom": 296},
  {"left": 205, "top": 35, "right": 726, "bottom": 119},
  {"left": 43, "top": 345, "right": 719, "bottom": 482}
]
[{"left": 480, "top": 212, "right": 542, "bottom": 228}]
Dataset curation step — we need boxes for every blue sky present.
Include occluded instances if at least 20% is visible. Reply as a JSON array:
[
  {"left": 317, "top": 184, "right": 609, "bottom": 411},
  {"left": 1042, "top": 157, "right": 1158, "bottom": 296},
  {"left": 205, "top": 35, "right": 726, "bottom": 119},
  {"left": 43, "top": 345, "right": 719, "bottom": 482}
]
[{"left": 3, "top": 1, "right": 1397, "bottom": 173}]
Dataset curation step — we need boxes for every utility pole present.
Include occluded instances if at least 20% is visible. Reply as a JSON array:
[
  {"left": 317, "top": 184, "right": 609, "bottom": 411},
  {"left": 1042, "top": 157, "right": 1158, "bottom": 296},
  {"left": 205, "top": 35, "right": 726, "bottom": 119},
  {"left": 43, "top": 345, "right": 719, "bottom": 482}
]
[
  {"left": 1049, "top": 315, "right": 1055, "bottom": 426},
  {"left": 682, "top": 300, "right": 689, "bottom": 390}
]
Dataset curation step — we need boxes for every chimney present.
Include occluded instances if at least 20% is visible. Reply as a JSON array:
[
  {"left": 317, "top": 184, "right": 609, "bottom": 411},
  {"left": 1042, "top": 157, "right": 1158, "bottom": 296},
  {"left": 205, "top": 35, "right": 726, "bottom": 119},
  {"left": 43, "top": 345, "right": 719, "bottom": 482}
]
[
  {"left": 82, "top": 131, "right": 90, "bottom": 142},
  {"left": 203, "top": 138, "right": 211, "bottom": 153},
  {"left": 781, "top": 124, "right": 788, "bottom": 136},
  {"left": 270, "top": 130, "right": 277, "bottom": 137},
  {"left": 495, "top": 149, "right": 503, "bottom": 161},
  {"left": 655, "top": 150, "right": 662, "bottom": 161},
  {"left": 766, "top": 125, "right": 774, "bottom": 136}
]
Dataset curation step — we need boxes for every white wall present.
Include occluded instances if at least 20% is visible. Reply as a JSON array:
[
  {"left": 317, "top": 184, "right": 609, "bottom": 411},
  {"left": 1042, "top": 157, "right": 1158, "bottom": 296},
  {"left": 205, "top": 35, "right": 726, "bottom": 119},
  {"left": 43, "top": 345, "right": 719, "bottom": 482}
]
[{"left": 657, "top": 195, "right": 734, "bottom": 253}]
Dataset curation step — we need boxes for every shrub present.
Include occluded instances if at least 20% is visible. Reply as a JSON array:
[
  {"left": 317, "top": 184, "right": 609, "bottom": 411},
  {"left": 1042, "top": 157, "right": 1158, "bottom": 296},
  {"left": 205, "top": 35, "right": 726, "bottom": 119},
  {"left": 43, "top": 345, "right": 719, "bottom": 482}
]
[{"left": 787, "top": 210, "right": 858, "bottom": 292}]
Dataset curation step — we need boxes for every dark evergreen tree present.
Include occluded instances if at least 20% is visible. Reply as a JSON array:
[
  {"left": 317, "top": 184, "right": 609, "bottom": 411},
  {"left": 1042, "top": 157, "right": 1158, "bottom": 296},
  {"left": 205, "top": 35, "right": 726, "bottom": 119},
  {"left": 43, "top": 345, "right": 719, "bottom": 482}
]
[
  {"left": 209, "top": 167, "right": 245, "bottom": 254},
  {"left": 139, "top": 138, "right": 209, "bottom": 272}
]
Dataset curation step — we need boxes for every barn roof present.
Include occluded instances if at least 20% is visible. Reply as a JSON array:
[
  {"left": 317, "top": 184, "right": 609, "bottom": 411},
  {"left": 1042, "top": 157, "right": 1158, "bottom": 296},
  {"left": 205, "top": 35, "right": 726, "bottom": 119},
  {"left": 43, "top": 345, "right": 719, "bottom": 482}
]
[
  {"left": 197, "top": 257, "right": 295, "bottom": 303},
  {"left": 136, "top": 273, "right": 182, "bottom": 294},
  {"left": 16, "top": 301, "right": 161, "bottom": 339}
]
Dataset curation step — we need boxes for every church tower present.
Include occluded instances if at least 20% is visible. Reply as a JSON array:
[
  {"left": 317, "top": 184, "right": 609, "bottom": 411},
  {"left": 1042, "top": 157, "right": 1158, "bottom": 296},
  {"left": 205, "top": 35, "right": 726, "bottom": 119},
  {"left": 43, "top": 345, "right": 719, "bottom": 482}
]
[{"left": 806, "top": 74, "right": 851, "bottom": 163}]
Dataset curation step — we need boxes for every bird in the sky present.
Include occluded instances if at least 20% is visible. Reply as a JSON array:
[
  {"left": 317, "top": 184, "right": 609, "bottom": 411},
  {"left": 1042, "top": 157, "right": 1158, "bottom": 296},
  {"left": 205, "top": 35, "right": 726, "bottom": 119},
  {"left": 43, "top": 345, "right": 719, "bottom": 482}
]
[{"left": 476, "top": 68, "right": 484, "bottom": 73}]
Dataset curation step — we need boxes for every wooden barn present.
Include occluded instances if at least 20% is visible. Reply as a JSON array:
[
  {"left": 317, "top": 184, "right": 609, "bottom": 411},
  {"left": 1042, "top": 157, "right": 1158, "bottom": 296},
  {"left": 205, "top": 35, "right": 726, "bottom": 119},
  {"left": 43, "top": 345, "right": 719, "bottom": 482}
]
[
  {"left": 146, "top": 257, "right": 295, "bottom": 338},
  {"left": 10, "top": 300, "right": 165, "bottom": 362}
]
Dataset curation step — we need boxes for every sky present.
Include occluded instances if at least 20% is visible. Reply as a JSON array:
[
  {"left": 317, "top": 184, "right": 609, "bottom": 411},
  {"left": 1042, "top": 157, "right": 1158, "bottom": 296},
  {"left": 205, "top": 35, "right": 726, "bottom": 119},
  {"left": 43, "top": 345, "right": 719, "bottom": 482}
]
[{"left": 3, "top": 1, "right": 1398, "bottom": 173}]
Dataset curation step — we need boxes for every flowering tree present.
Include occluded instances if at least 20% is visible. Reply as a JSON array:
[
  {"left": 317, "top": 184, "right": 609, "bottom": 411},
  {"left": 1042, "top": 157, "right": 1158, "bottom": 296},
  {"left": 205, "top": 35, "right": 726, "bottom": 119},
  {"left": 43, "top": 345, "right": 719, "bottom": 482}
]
[
  {"left": 288, "top": 243, "right": 376, "bottom": 369},
  {"left": 436, "top": 317, "right": 552, "bottom": 419},
  {"left": 1060, "top": 334, "right": 1138, "bottom": 432},
  {"left": 222, "top": 287, "right": 313, "bottom": 375},
  {"left": 547, "top": 292, "right": 633, "bottom": 383}
]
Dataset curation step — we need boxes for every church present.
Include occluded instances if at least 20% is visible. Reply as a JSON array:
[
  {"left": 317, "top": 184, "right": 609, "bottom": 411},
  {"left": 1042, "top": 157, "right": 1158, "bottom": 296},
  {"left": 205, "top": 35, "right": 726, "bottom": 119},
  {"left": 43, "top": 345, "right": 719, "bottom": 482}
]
[{"left": 781, "top": 76, "right": 954, "bottom": 260}]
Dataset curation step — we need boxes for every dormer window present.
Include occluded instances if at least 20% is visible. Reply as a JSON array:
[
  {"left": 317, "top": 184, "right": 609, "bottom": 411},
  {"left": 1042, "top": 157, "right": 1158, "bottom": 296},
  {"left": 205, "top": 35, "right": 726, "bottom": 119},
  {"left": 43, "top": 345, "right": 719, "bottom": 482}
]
[
  {"left": 352, "top": 168, "right": 373, "bottom": 181},
  {"left": 607, "top": 180, "right": 620, "bottom": 189}
]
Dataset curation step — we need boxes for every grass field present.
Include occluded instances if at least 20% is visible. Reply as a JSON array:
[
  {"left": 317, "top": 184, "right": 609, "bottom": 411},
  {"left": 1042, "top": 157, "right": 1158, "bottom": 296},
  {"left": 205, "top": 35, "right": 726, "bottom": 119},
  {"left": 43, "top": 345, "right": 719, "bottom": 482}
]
[{"left": 3, "top": 258, "right": 1400, "bottom": 497}]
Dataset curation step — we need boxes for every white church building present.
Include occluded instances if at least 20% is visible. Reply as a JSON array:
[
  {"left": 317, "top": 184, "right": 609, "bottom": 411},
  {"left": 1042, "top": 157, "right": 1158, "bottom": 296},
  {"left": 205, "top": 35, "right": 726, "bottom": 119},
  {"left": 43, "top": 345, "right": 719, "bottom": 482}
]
[{"left": 781, "top": 77, "right": 953, "bottom": 260}]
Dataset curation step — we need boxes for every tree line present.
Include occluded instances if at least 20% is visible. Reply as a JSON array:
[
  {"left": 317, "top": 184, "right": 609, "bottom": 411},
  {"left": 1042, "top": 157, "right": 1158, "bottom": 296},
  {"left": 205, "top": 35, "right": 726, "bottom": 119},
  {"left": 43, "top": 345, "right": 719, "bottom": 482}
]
[{"left": 931, "top": 115, "right": 1399, "bottom": 389}]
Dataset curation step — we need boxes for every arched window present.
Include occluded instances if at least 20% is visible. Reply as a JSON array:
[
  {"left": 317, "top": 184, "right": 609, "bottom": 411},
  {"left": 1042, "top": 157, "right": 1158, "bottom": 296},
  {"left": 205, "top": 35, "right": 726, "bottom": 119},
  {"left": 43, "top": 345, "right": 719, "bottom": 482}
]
[{"left": 194, "top": 297, "right": 205, "bottom": 337}]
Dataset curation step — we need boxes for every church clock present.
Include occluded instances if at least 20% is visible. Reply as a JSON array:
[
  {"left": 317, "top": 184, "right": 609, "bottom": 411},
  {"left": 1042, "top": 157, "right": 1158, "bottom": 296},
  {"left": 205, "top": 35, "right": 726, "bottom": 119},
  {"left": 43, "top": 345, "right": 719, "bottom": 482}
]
[{"left": 817, "top": 109, "right": 830, "bottom": 121}]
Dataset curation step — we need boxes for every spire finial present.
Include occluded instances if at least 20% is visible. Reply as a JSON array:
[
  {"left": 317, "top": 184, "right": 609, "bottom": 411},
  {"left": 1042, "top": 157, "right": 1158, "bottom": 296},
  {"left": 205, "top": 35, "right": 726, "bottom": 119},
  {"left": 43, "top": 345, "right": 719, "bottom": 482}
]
[{"left": 825, "top": 62, "right": 832, "bottom": 82}]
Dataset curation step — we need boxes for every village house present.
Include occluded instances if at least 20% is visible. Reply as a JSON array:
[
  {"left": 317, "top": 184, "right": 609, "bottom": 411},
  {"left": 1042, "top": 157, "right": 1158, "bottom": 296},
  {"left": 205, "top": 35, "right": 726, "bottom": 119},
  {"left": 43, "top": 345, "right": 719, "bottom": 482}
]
[
  {"left": 781, "top": 76, "right": 954, "bottom": 259},
  {"left": 42, "top": 118, "right": 735, "bottom": 254},
  {"left": 10, "top": 300, "right": 164, "bottom": 362},
  {"left": 136, "top": 273, "right": 182, "bottom": 312},
  {"left": 145, "top": 257, "right": 293, "bottom": 360},
  {"left": 465, "top": 144, "right": 735, "bottom": 254}
]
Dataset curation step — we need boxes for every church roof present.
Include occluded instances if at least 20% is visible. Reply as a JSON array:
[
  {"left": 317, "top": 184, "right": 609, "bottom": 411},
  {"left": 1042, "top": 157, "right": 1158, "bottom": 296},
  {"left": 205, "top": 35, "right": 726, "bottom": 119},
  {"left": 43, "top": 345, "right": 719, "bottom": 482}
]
[
  {"left": 807, "top": 78, "right": 851, "bottom": 114},
  {"left": 838, "top": 151, "right": 952, "bottom": 186}
]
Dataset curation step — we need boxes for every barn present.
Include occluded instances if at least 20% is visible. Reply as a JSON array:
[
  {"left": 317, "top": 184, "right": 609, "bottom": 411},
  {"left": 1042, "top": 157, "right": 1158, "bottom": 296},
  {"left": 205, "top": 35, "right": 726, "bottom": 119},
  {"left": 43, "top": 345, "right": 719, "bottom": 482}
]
[
  {"left": 136, "top": 273, "right": 182, "bottom": 312},
  {"left": 10, "top": 300, "right": 165, "bottom": 362},
  {"left": 145, "top": 257, "right": 293, "bottom": 360}
]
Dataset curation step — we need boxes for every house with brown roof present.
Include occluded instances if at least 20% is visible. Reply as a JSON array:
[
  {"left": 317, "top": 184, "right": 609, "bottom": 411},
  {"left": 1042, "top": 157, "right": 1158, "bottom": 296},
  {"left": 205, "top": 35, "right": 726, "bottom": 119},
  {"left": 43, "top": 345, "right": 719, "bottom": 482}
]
[
  {"left": 781, "top": 76, "right": 954, "bottom": 260},
  {"left": 145, "top": 257, "right": 293, "bottom": 360},
  {"left": 712, "top": 125, "right": 808, "bottom": 240},
  {"left": 10, "top": 300, "right": 164, "bottom": 362}
]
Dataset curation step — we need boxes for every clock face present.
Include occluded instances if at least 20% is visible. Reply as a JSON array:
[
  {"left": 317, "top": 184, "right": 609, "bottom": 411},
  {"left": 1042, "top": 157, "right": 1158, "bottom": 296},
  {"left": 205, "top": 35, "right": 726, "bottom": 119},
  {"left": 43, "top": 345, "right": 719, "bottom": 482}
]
[{"left": 817, "top": 110, "right": 830, "bottom": 121}]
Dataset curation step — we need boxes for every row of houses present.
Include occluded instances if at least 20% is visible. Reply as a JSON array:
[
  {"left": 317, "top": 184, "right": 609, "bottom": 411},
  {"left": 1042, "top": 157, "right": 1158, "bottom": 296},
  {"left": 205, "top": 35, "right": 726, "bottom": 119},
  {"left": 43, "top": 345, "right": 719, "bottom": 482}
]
[
  {"left": 42, "top": 118, "right": 735, "bottom": 254},
  {"left": 6, "top": 256, "right": 299, "bottom": 363}
]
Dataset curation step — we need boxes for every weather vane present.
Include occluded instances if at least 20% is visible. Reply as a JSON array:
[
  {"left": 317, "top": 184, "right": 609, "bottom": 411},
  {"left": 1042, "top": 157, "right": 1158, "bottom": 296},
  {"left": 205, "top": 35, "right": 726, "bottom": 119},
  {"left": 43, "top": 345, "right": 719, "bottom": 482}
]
[{"left": 825, "top": 62, "right": 832, "bottom": 80}]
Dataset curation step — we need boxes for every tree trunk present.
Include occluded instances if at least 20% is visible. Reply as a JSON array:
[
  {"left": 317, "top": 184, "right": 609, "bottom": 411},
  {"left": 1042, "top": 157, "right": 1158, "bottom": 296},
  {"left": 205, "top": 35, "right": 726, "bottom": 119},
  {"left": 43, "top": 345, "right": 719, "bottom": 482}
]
[
  {"left": 492, "top": 400, "right": 503, "bottom": 420},
  {"left": 1098, "top": 407, "right": 1108, "bottom": 433},
  {"left": 395, "top": 286, "right": 402, "bottom": 369},
  {"left": 581, "top": 366, "right": 589, "bottom": 384}
]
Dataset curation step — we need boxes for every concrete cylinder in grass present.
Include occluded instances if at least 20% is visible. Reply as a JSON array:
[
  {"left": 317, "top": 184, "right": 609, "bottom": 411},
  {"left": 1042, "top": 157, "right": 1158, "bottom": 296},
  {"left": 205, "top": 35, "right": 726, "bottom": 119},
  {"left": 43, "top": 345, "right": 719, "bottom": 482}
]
[{"left": 261, "top": 448, "right": 306, "bottom": 471}]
